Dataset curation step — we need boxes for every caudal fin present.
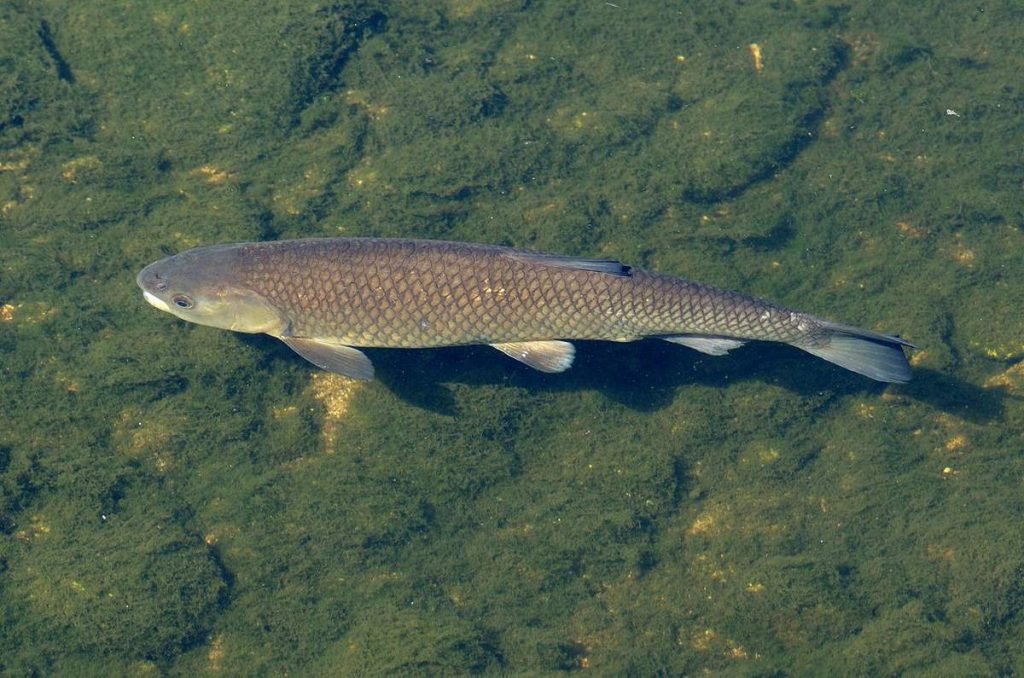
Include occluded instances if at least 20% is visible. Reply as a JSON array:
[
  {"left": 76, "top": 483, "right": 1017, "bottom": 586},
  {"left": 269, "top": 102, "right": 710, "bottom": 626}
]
[{"left": 796, "top": 321, "right": 914, "bottom": 383}]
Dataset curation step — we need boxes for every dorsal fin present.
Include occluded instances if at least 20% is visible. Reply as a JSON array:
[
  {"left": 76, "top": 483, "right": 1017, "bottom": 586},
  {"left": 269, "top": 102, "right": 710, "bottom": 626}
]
[{"left": 504, "top": 251, "right": 631, "bottom": 277}]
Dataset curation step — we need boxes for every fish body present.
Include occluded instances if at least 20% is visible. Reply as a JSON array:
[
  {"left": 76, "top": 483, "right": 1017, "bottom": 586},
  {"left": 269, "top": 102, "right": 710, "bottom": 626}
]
[{"left": 137, "top": 238, "right": 913, "bottom": 382}]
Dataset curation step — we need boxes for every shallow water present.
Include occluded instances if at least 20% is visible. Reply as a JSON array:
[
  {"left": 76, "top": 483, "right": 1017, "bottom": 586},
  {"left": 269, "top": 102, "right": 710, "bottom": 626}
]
[{"left": 2, "top": 1, "right": 1022, "bottom": 674}]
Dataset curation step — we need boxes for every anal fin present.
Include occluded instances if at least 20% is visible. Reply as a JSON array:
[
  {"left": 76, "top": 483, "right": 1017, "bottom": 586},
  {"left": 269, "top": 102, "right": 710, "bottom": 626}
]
[
  {"left": 662, "top": 335, "right": 746, "bottom": 356},
  {"left": 279, "top": 336, "right": 375, "bottom": 380},
  {"left": 491, "top": 340, "right": 575, "bottom": 373}
]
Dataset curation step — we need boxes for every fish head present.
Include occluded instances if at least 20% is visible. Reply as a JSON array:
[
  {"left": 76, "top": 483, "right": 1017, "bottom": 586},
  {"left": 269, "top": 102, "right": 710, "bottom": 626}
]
[{"left": 137, "top": 244, "right": 287, "bottom": 334}]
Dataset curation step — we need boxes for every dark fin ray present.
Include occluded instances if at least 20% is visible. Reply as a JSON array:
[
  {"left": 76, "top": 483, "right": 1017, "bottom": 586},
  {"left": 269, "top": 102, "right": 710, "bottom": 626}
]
[
  {"left": 797, "top": 321, "right": 913, "bottom": 383},
  {"left": 505, "top": 251, "right": 631, "bottom": 277},
  {"left": 279, "top": 336, "right": 375, "bottom": 380},
  {"left": 662, "top": 335, "right": 746, "bottom": 356},
  {"left": 491, "top": 340, "right": 575, "bottom": 373}
]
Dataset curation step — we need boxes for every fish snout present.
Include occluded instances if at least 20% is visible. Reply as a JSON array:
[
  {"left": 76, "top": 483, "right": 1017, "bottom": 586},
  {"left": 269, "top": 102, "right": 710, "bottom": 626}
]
[{"left": 136, "top": 263, "right": 172, "bottom": 311}]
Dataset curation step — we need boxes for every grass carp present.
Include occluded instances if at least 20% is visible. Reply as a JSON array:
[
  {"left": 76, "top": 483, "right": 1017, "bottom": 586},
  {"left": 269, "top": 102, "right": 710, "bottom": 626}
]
[{"left": 137, "top": 238, "right": 913, "bottom": 382}]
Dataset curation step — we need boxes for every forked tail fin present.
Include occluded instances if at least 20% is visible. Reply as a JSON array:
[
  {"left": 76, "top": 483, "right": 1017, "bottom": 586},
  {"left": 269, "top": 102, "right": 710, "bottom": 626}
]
[{"left": 796, "top": 320, "right": 914, "bottom": 383}]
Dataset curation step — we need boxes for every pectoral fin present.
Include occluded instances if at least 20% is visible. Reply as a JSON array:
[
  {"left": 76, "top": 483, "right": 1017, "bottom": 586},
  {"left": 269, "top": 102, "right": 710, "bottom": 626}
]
[
  {"left": 662, "top": 335, "right": 746, "bottom": 356},
  {"left": 491, "top": 340, "right": 575, "bottom": 373},
  {"left": 279, "top": 336, "right": 375, "bottom": 380}
]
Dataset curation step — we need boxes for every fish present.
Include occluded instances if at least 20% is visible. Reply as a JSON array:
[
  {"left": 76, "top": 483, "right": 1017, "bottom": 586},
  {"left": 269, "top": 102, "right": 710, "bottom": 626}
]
[{"left": 136, "top": 238, "right": 913, "bottom": 382}]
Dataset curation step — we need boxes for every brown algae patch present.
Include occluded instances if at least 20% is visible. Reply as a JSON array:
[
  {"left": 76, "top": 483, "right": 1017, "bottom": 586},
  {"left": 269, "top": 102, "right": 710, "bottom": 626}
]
[
  {"left": 984, "top": 362, "right": 1024, "bottom": 393},
  {"left": 0, "top": 302, "right": 59, "bottom": 325},
  {"left": 188, "top": 164, "right": 236, "bottom": 186},
  {"left": 309, "top": 372, "right": 362, "bottom": 451},
  {"left": 270, "top": 164, "right": 330, "bottom": 217},
  {"left": 207, "top": 633, "right": 227, "bottom": 671},
  {"left": 112, "top": 405, "right": 181, "bottom": 473},
  {"left": 60, "top": 156, "right": 104, "bottom": 183}
]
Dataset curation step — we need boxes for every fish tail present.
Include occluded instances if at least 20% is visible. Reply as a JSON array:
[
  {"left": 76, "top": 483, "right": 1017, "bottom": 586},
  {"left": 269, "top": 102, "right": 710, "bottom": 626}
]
[{"left": 794, "top": 320, "right": 914, "bottom": 383}]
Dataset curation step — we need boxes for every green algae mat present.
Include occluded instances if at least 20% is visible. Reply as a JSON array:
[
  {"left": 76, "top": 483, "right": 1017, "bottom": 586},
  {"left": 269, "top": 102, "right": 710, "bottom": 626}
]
[{"left": 2, "top": 1, "right": 1023, "bottom": 674}]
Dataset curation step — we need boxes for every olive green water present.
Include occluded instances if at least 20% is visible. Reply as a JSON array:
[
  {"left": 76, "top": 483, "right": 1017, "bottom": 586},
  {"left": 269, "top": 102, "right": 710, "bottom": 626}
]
[{"left": 2, "top": 1, "right": 1023, "bottom": 674}]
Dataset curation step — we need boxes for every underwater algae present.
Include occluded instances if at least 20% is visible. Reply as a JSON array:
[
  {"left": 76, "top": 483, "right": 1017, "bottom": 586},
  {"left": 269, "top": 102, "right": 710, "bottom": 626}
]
[
  {"left": 4, "top": 488, "right": 226, "bottom": 661},
  {"left": 1, "top": 0, "right": 1024, "bottom": 674}
]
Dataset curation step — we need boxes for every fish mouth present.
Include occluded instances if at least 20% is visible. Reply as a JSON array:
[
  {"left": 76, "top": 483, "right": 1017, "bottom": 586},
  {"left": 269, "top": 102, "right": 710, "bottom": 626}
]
[{"left": 143, "top": 290, "right": 171, "bottom": 312}]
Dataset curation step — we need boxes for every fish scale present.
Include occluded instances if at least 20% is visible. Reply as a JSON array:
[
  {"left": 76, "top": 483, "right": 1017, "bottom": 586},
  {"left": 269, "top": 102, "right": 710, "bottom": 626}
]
[
  {"left": 137, "top": 237, "right": 913, "bottom": 382},
  {"left": 232, "top": 239, "right": 792, "bottom": 346}
]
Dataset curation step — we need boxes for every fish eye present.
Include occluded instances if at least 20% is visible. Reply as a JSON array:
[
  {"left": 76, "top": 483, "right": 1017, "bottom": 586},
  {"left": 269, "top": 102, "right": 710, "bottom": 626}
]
[{"left": 172, "top": 294, "right": 194, "bottom": 309}]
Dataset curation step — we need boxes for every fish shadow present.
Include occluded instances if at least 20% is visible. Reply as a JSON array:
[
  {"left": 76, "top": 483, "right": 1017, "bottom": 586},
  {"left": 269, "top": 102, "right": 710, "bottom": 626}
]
[
  {"left": 246, "top": 334, "right": 1005, "bottom": 421},
  {"left": 374, "top": 341, "right": 1002, "bottom": 421}
]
